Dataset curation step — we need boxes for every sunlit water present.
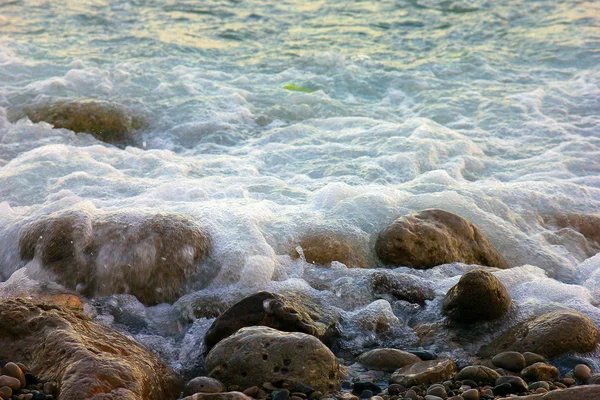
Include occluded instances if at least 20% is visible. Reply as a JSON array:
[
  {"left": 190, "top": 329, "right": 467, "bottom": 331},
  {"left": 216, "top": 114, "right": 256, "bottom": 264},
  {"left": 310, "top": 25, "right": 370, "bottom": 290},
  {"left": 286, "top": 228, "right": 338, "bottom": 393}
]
[{"left": 1, "top": 0, "right": 600, "bottom": 375}]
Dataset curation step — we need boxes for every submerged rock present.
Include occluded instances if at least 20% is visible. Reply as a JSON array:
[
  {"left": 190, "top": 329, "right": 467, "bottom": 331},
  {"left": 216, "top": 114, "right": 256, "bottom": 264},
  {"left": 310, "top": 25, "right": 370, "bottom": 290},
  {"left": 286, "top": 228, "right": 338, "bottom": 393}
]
[
  {"left": 389, "top": 359, "right": 456, "bottom": 387},
  {"left": 19, "top": 210, "right": 211, "bottom": 305},
  {"left": 375, "top": 209, "right": 508, "bottom": 269},
  {"left": 0, "top": 298, "right": 182, "bottom": 400},
  {"left": 8, "top": 99, "right": 146, "bottom": 147},
  {"left": 356, "top": 348, "right": 421, "bottom": 372},
  {"left": 370, "top": 270, "right": 435, "bottom": 306},
  {"left": 203, "top": 291, "right": 340, "bottom": 354},
  {"left": 290, "top": 230, "right": 373, "bottom": 268},
  {"left": 205, "top": 326, "right": 342, "bottom": 393},
  {"left": 480, "top": 310, "right": 599, "bottom": 358},
  {"left": 442, "top": 269, "right": 511, "bottom": 323}
]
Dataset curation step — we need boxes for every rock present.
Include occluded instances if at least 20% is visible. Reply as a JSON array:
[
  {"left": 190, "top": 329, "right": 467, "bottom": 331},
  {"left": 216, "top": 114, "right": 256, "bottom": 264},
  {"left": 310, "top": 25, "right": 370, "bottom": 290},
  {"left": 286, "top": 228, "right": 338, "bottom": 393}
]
[
  {"left": 0, "top": 376, "right": 20, "bottom": 390},
  {"left": 521, "top": 363, "right": 559, "bottom": 382},
  {"left": 390, "top": 359, "right": 457, "bottom": 387},
  {"left": 563, "top": 378, "right": 575, "bottom": 386},
  {"left": 574, "top": 364, "right": 592, "bottom": 383},
  {"left": 8, "top": 99, "right": 145, "bottom": 147},
  {"left": 2, "top": 362, "right": 25, "bottom": 388},
  {"left": 524, "top": 353, "right": 545, "bottom": 366},
  {"left": 492, "top": 352, "right": 526, "bottom": 371},
  {"left": 370, "top": 271, "right": 435, "bottom": 306},
  {"left": 352, "top": 382, "right": 381, "bottom": 396},
  {"left": 461, "top": 389, "right": 479, "bottom": 400},
  {"left": 356, "top": 348, "right": 421, "bottom": 372},
  {"left": 405, "top": 389, "right": 418, "bottom": 400},
  {"left": 479, "top": 311, "right": 599, "bottom": 359},
  {"left": 358, "top": 390, "right": 372, "bottom": 399},
  {"left": 19, "top": 210, "right": 211, "bottom": 305},
  {"left": 443, "top": 269, "right": 511, "bottom": 323},
  {"left": 0, "top": 298, "right": 182, "bottom": 400},
  {"left": 290, "top": 230, "right": 372, "bottom": 268},
  {"left": 375, "top": 209, "right": 508, "bottom": 269},
  {"left": 273, "top": 389, "right": 290, "bottom": 400},
  {"left": 493, "top": 383, "right": 513, "bottom": 396},
  {"left": 387, "top": 384, "right": 404, "bottom": 396},
  {"left": 424, "top": 396, "right": 443, "bottom": 400},
  {"left": 184, "top": 377, "right": 227, "bottom": 396},
  {"left": 182, "top": 392, "right": 254, "bottom": 400},
  {"left": 203, "top": 291, "right": 340, "bottom": 354},
  {"left": 0, "top": 386, "right": 12, "bottom": 398},
  {"left": 495, "top": 376, "right": 528, "bottom": 393},
  {"left": 426, "top": 384, "right": 447, "bottom": 398},
  {"left": 509, "top": 385, "right": 600, "bottom": 399},
  {"left": 529, "top": 382, "right": 550, "bottom": 391},
  {"left": 455, "top": 366, "right": 500, "bottom": 386},
  {"left": 589, "top": 374, "right": 600, "bottom": 384},
  {"left": 205, "top": 326, "right": 342, "bottom": 393}
]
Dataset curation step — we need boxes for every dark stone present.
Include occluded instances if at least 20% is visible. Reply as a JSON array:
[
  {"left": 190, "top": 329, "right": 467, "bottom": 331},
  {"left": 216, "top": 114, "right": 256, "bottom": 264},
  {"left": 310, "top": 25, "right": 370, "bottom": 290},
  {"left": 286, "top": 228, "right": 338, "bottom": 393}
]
[
  {"left": 272, "top": 389, "right": 290, "bottom": 400},
  {"left": 495, "top": 376, "right": 527, "bottom": 393},
  {"left": 359, "top": 390, "right": 373, "bottom": 399},
  {"left": 493, "top": 383, "right": 513, "bottom": 396},
  {"left": 33, "top": 393, "right": 46, "bottom": 400},
  {"left": 203, "top": 291, "right": 341, "bottom": 354},
  {"left": 409, "top": 350, "right": 438, "bottom": 361},
  {"left": 375, "top": 209, "right": 508, "bottom": 269},
  {"left": 387, "top": 384, "right": 405, "bottom": 396},
  {"left": 25, "top": 372, "right": 37, "bottom": 385},
  {"left": 352, "top": 382, "right": 382, "bottom": 396},
  {"left": 370, "top": 270, "right": 434, "bottom": 306},
  {"left": 443, "top": 269, "right": 511, "bottom": 323}
]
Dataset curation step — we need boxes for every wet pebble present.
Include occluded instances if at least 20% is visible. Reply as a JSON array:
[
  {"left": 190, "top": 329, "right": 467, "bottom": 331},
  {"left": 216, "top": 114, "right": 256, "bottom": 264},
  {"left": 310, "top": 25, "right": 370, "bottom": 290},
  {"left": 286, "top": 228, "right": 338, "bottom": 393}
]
[{"left": 574, "top": 364, "right": 592, "bottom": 382}]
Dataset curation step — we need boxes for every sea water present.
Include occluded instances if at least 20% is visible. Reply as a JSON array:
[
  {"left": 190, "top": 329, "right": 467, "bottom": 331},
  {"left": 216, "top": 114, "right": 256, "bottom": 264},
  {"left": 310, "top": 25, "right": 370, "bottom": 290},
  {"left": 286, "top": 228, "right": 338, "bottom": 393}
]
[{"left": 1, "top": 0, "right": 599, "bottom": 375}]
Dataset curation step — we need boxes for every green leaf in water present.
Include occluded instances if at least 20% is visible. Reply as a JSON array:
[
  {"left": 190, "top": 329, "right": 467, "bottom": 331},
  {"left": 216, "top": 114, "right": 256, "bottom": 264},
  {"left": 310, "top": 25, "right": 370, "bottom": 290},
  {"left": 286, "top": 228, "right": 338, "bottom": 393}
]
[{"left": 283, "top": 83, "right": 313, "bottom": 93}]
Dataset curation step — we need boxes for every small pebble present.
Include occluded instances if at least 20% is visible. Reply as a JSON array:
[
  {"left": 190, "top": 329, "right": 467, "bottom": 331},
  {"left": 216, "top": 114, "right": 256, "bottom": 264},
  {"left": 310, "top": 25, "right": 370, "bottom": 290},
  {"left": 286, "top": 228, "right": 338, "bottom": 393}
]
[
  {"left": 405, "top": 389, "right": 418, "bottom": 400},
  {"left": 0, "top": 386, "right": 13, "bottom": 399},
  {"left": 461, "top": 388, "right": 479, "bottom": 400},
  {"left": 426, "top": 384, "right": 447, "bottom": 398},
  {"left": 262, "top": 382, "right": 278, "bottom": 391},
  {"left": 272, "top": 389, "right": 290, "bottom": 400},
  {"left": 574, "top": 364, "right": 592, "bottom": 383},
  {"left": 358, "top": 390, "right": 372, "bottom": 399},
  {"left": 244, "top": 386, "right": 260, "bottom": 397},
  {"left": 0, "top": 376, "right": 20, "bottom": 391},
  {"left": 562, "top": 378, "right": 575, "bottom": 386},
  {"left": 535, "top": 388, "right": 548, "bottom": 394}
]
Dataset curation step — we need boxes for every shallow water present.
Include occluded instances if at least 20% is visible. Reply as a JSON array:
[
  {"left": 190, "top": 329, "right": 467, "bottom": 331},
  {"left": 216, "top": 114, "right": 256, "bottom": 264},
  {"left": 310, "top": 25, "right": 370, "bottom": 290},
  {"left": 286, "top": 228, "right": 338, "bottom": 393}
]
[{"left": 1, "top": 0, "right": 600, "bottom": 375}]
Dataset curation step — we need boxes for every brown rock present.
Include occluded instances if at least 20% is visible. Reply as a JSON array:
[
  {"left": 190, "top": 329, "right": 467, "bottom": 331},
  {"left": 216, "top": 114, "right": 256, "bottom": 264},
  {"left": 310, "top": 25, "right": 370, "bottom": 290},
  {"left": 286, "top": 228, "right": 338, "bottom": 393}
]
[
  {"left": 510, "top": 385, "right": 600, "bottom": 399},
  {"left": 8, "top": 99, "right": 146, "bottom": 146},
  {"left": 0, "top": 376, "right": 20, "bottom": 391},
  {"left": 492, "top": 352, "right": 526, "bottom": 371},
  {"left": 290, "top": 230, "right": 372, "bottom": 268},
  {"left": 0, "top": 386, "right": 12, "bottom": 398},
  {"left": 523, "top": 353, "right": 545, "bottom": 366},
  {"left": 184, "top": 377, "right": 226, "bottom": 396},
  {"left": 19, "top": 210, "right": 211, "bottom": 305},
  {"left": 521, "top": 363, "right": 559, "bottom": 382},
  {"left": 370, "top": 270, "right": 435, "bottom": 306},
  {"left": 356, "top": 348, "right": 421, "bottom": 372},
  {"left": 443, "top": 269, "right": 511, "bottom": 323},
  {"left": 203, "top": 291, "right": 340, "bottom": 354},
  {"left": 182, "top": 392, "right": 254, "bottom": 400},
  {"left": 0, "top": 298, "right": 182, "bottom": 400},
  {"left": 205, "top": 326, "right": 342, "bottom": 393},
  {"left": 480, "top": 311, "right": 599, "bottom": 358},
  {"left": 375, "top": 209, "right": 508, "bottom": 269},
  {"left": 574, "top": 364, "right": 592, "bottom": 383},
  {"left": 389, "top": 359, "right": 456, "bottom": 387},
  {"left": 1, "top": 363, "right": 25, "bottom": 388},
  {"left": 455, "top": 365, "right": 500, "bottom": 385},
  {"left": 542, "top": 214, "right": 600, "bottom": 258}
]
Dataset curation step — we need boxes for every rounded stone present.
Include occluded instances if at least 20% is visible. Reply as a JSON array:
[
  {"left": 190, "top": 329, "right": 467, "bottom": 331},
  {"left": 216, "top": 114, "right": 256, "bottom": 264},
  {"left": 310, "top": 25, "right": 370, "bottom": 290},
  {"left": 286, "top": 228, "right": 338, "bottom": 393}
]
[
  {"left": 0, "top": 386, "right": 12, "bottom": 399},
  {"left": 495, "top": 376, "right": 527, "bottom": 393},
  {"left": 1, "top": 363, "right": 25, "bottom": 389},
  {"left": 574, "top": 364, "right": 592, "bottom": 383},
  {"left": 390, "top": 360, "right": 457, "bottom": 387},
  {"left": 205, "top": 326, "right": 342, "bottom": 393},
  {"left": 375, "top": 209, "right": 508, "bottom": 269},
  {"left": 528, "top": 381, "right": 550, "bottom": 391},
  {"left": 443, "top": 270, "right": 511, "bottom": 323},
  {"left": 405, "top": 389, "right": 418, "bottom": 400},
  {"left": 491, "top": 352, "right": 525, "bottom": 372},
  {"left": 426, "top": 384, "right": 447, "bottom": 398},
  {"left": 521, "top": 362, "right": 559, "bottom": 382},
  {"left": 357, "top": 348, "right": 421, "bottom": 372},
  {"left": 455, "top": 366, "right": 500, "bottom": 386},
  {"left": 461, "top": 389, "right": 479, "bottom": 400},
  {"left": 0, "top": 376, "right": 20, "bottom": 391},
  {"left": 184, "top": 377, "right": 227, "bottom": 396},
  {"left": 523, "top": 352, "right": 545, "bottom": 366}
]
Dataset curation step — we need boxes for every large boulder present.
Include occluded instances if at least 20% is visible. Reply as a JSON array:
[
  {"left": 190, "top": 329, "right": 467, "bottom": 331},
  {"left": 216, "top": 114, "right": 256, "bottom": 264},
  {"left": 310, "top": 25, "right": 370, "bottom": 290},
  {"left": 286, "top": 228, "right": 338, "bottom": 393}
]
[
  {"left": 370, "top": 270, "right": 435, "bottom": 306},
  {"left": 389, "top": 359, "right": 456, "bottom": 387},
  {"left": 479, "top": 310, "right": 599, "bottom": 358},
  {"left": 375, "top": 209, "right": 508, "bottom": 269},
  {"left": 19, "top": 210, "right": 211, "bottom": 305},
  {"left": 356, "top": 348, "right": 421, "bottom": 372},
  {"left": 442, "top": 269, "right": 511, "bottom": 323},
  {"left": 0, "top": 298, "right": 182, "bottom": 400},
  {"left": 8, "top": 99, "right": 146, "bottom": 147},
  {"left": 205, "top": 326, "right": 342, "bottom": 393},
  {"left": 203, "top": 291, "right": 340, "bottom": 354}
]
